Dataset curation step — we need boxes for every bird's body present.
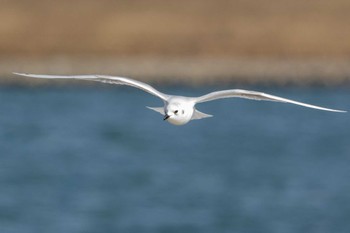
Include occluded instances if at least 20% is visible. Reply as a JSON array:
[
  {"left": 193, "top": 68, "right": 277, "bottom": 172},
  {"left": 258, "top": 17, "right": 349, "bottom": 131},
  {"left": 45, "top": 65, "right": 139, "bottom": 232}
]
[
  {"left": 13, "top": 73, "right": 346, "bottom": 125},
  {"left": 163, "top": 96, "right": 196, "bottom": 125}
]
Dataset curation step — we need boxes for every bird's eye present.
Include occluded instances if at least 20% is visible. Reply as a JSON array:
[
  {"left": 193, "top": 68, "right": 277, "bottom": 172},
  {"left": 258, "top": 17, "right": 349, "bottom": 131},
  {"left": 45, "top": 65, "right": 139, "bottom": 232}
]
[{"left": 174, "top": 110, "right": 178, "bottom": 114}]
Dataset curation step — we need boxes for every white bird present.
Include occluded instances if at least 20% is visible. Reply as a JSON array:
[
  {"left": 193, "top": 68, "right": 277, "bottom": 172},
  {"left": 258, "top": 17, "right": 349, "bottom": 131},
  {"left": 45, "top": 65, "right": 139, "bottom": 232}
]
[{"left": 13, "top": 72, "right": 346, "bottom": 125}]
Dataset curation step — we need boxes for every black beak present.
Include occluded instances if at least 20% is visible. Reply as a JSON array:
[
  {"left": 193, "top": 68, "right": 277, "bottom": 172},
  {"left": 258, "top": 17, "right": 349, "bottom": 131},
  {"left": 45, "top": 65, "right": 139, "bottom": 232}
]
[{"left": 163, "top": 115, "right": 170, "bottom": 121}]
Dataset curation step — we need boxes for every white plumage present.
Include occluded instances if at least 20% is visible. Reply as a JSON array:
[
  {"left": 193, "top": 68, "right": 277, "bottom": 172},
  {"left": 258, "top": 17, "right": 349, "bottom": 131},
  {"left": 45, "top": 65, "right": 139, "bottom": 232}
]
[{"left": 13, "top": 73, "right": 346, "bottom": 125}]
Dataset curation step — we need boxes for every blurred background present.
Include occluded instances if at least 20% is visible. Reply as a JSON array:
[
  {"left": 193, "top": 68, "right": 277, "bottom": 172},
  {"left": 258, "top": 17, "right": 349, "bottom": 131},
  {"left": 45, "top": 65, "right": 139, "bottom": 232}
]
[
  {"left": 1, "top": 0, "right": 350, "bottom": 84},
  {"left": 1, "top": 1, "right": 350, "bottom": 233}
]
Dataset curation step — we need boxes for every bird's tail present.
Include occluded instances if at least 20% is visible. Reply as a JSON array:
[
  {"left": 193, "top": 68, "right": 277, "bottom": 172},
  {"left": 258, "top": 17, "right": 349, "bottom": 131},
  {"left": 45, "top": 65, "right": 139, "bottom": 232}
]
[{"left": 191, "top": 109, "right": 213, "bottom": 120}]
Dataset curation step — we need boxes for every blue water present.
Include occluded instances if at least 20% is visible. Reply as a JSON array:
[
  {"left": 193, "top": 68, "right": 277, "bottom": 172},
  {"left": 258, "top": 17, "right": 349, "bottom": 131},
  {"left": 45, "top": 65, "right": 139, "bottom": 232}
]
[{"left": 0, "top": 85, "right": 349, "bottom": 233}]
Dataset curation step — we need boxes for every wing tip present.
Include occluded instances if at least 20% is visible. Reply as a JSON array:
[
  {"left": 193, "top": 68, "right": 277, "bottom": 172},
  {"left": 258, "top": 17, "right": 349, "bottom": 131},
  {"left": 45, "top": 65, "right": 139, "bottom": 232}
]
[
  {"left": 316, "top": 106, "right": 347, "bottom": 113},
  {"left": 13, "top": 72, "right": 26, "bottom": 76},
  {"left": 318, "top": 108, "right": 347, "bottom": 113},
  {"left": 332, "top": 109, "right": 347, "bottom": 113}
]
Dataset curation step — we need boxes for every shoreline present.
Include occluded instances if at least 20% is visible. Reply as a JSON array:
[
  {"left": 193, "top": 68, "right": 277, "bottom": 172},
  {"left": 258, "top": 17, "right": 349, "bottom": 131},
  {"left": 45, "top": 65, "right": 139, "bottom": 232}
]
[{"left": 2, "top": 56, "right": 350, "bottom": 86}]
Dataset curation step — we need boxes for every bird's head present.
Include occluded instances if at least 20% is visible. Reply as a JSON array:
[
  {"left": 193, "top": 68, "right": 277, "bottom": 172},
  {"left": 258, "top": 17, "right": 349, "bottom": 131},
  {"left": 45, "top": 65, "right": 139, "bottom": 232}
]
[{"left": 164, "top": 102, "right": 193, "bottom": 125}]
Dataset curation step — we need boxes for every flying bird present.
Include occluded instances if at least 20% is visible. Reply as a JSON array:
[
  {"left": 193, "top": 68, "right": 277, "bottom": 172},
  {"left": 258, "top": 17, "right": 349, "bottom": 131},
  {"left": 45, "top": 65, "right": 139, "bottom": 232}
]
[{"left": 13, "top": 73, "right": 346, "bottom": 125}]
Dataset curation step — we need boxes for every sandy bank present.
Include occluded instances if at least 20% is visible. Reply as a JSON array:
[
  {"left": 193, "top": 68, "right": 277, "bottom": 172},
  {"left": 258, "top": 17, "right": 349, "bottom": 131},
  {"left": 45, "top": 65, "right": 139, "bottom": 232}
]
[{"left": 2, "top": 56, "right": 350, "bottom": 86}]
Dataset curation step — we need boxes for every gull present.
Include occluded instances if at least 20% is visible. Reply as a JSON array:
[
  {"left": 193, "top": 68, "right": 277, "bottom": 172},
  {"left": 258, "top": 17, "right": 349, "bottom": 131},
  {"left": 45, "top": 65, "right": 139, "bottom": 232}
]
[{"left": 13, "top": 73, "right": 346, "bottom": 125}]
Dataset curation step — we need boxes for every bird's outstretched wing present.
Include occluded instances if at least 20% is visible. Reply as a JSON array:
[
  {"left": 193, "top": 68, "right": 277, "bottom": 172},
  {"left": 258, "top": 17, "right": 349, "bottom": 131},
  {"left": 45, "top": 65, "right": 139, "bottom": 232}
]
[
  {"left": 194, "top": 89, "right": 346, "bottom": 112},
  {"left": 13, "top": 73, "right": 169, "bottom": 101}
]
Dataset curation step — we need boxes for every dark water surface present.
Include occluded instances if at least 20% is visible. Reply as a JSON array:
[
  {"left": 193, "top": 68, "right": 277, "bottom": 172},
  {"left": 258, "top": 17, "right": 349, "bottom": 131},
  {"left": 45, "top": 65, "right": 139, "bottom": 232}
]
[{"left": 0, "top": 85, "right": 349, "bottom": 233}]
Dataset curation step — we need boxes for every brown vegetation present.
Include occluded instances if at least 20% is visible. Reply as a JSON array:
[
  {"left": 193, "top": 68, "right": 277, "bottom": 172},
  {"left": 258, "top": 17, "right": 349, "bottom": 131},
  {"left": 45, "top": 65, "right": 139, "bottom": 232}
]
[
  {"left": 1, "top": 0, "right": 350, "bottom": 57},
  {"left": 1, "top": 0, "right": 350, "bottom": 85}
]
